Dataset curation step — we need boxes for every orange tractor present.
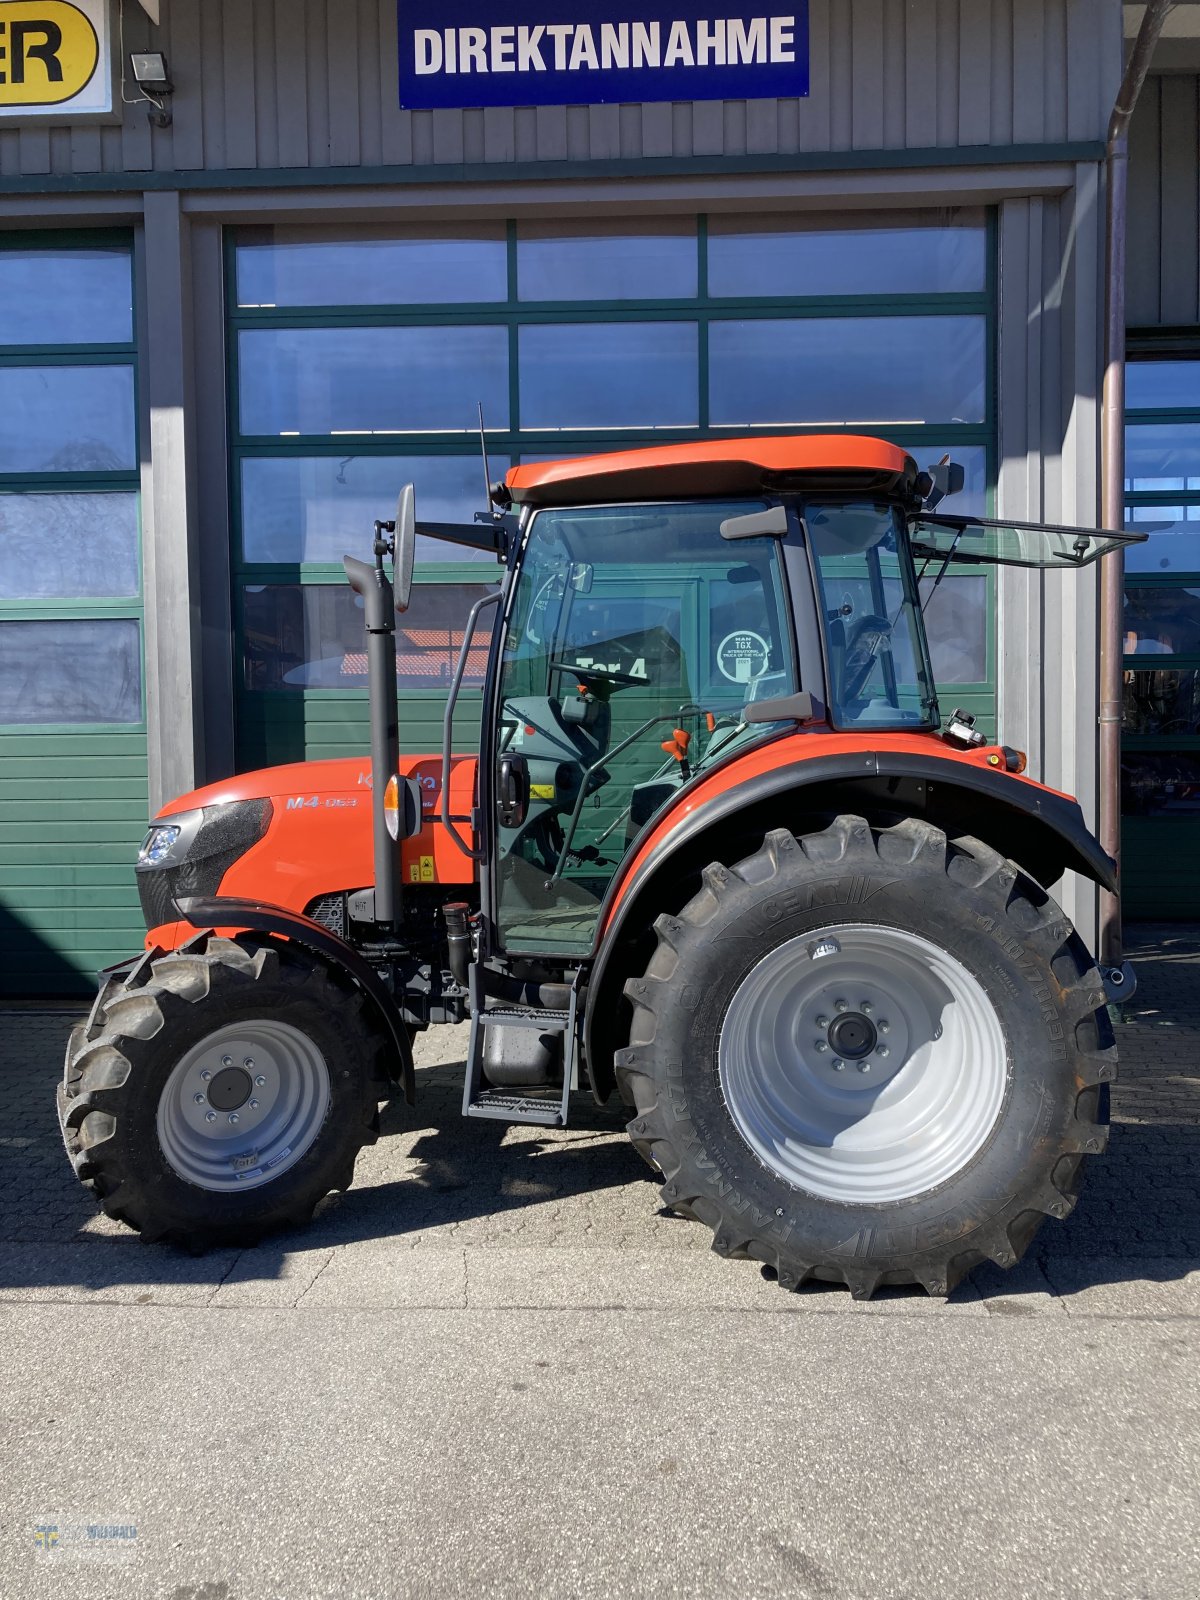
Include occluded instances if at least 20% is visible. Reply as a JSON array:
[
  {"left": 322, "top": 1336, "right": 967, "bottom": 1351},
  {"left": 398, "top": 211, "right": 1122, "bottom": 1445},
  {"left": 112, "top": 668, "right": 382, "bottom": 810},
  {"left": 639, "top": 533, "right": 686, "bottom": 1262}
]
[{"left": 59, "top": 436, "right": 1142, "bottom": 1297}]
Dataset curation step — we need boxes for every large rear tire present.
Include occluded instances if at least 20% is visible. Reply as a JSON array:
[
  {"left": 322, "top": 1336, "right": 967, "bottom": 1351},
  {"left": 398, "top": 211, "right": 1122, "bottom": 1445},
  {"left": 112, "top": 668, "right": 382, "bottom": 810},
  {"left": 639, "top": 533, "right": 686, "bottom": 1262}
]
[
  {"left": 616, "top": 816, "right": 1114, "bottom": 1298},
  {"left": 58, "top": 934, "right": 390, "bottom": 1248}
]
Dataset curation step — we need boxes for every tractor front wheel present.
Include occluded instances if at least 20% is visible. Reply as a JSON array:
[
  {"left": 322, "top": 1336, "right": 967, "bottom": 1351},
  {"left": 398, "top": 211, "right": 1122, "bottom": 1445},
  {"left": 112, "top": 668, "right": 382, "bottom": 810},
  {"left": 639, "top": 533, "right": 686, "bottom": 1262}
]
[
  {"left": 58, "top": 934, "right": 390, "bottom": 1248},
  {"left": 616, "top": 816, "right": 1114, "bottom": 1298}
]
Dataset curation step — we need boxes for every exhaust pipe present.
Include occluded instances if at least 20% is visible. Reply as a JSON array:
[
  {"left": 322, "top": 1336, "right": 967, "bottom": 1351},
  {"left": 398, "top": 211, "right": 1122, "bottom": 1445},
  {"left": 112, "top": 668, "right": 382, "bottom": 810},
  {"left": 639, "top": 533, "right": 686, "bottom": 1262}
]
[
  {"left": 343, "top": 486, "right": 417, "bottom": 934},
  {"left": 343, "top": 543, "right": 401, "bottom": 930}
]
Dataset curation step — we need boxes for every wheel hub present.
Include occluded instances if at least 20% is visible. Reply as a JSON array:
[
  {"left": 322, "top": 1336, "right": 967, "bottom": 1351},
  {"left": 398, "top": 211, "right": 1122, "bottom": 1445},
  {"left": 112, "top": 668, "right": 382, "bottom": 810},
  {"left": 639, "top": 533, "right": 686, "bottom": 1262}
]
[
  {"left": 206, "top": 1066, "right": 253, "bottom": 1111},
  {"left": 827, "top": 1012, "right": 876, "bottom": 1060}
]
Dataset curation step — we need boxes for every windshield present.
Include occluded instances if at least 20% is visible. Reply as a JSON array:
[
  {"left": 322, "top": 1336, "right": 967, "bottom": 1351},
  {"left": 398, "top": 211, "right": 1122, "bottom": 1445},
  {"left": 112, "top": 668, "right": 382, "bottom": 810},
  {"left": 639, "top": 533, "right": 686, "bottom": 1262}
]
[
  {"left": 806, "top": 501, "right": 939, "bottom": 731},
  {"left": 494, "top": 500, "right": 798, "bottom": 955}
]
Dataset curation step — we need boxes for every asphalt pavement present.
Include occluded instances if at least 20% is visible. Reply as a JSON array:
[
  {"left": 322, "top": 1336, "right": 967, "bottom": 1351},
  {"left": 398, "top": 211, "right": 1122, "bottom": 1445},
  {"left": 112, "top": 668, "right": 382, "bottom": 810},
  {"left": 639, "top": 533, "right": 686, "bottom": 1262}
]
[{"left": 1, "top": 922, "right": 1198, "bottom": 1599}]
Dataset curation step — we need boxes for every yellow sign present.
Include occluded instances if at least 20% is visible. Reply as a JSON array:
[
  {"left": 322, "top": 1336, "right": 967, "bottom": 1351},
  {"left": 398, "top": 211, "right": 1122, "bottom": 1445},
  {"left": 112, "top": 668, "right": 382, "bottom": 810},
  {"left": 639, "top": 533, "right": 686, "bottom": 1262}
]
[{"left": 0, "top": 1, "right": 110, "bottom": 117}]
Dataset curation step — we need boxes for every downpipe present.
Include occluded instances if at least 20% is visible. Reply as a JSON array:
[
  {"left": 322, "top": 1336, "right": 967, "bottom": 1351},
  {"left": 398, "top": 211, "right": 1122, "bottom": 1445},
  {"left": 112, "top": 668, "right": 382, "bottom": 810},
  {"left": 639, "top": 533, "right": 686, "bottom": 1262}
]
[{"left": 1098, "top": 0, "right": 1173, "bottom": 998}]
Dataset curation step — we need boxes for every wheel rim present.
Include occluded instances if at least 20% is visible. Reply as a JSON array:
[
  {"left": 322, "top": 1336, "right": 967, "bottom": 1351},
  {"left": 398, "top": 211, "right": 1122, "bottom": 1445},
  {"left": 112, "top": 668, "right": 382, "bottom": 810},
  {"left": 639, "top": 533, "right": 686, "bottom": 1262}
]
[
  {"left": 156, "top": 1020, "right": 331, "bottom": 1193},
  {"left": 718, "top": 923, "right": 1008, "bottom": 1204}
]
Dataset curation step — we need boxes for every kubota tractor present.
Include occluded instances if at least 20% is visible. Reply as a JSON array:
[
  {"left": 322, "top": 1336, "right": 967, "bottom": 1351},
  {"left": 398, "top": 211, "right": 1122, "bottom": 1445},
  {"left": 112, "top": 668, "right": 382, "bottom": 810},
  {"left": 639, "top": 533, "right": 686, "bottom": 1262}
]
[{"left": 58, "top": 436, "right": 1144, "bottom": 1298}]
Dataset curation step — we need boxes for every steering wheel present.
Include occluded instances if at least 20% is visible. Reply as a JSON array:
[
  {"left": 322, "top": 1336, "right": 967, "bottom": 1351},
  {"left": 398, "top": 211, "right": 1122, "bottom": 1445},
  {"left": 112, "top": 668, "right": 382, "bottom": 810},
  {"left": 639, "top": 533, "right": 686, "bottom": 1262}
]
[
  {"left": 842, "top": 613, "right": 893, "bottom": 701},
  {"left": 547, "top": 660, "right": 646, "bottom": 689}
]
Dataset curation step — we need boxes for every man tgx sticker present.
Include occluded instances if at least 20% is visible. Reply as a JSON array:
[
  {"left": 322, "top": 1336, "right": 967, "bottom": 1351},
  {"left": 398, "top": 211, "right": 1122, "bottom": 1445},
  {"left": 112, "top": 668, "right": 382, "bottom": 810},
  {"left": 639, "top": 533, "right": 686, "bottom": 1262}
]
[
  {"left": 717, "top": 629, "right": 769, "bottom": 684},
  {"left": 0, "top": 0, "right": 112, "bottom": 118}
]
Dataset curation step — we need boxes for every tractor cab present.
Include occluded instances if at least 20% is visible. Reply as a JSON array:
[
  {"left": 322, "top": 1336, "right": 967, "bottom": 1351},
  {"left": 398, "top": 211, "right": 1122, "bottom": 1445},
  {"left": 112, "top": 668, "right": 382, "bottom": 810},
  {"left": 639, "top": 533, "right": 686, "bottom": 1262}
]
[{"left": 456, "top": 437, "right": 1139, "bottom": 959}]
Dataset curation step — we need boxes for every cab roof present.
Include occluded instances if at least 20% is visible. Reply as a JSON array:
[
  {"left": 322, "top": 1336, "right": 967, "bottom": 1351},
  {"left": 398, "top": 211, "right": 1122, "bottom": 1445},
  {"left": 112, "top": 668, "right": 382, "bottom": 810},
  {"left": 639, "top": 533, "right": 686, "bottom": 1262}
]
[{"left": 504, "top": 434, "right": 916, "bottom": 508}]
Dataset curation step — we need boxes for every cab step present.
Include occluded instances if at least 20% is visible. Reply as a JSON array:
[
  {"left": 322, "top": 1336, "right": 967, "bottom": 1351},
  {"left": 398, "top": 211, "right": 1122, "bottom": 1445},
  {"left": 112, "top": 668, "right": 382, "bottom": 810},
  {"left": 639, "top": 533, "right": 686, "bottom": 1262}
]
[{"left": 462, "top": 967, "right": 581, "bottom": 1127}]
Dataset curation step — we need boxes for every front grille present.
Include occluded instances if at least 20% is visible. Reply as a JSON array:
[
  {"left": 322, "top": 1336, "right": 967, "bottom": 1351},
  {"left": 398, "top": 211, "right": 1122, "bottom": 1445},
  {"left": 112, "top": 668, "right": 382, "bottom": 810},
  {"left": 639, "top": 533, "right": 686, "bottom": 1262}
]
[{"left": 304, "top": 893, "right": 346, "bottom": 938}]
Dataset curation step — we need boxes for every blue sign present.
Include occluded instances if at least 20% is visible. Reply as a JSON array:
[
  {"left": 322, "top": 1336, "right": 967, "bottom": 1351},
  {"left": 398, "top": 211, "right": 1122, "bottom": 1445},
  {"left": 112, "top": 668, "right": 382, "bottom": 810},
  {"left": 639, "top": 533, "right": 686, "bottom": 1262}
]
[{"left": 397, "top": 4, "right": 809, "bottom": 110}]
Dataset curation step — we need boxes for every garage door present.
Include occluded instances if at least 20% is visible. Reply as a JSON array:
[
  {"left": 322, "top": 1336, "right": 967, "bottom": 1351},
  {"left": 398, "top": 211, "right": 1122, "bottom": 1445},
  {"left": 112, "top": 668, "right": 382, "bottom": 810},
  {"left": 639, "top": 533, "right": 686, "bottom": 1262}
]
[{"left": 0, "top": 235, "right": 147, "bottom": 995}]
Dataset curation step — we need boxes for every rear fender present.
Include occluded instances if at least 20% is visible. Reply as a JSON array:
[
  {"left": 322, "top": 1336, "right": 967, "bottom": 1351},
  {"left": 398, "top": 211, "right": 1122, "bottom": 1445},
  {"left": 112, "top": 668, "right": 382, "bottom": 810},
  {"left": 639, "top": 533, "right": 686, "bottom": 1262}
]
[{"left": 583, "top": 743, "right": 1115, "bottom": 1104}]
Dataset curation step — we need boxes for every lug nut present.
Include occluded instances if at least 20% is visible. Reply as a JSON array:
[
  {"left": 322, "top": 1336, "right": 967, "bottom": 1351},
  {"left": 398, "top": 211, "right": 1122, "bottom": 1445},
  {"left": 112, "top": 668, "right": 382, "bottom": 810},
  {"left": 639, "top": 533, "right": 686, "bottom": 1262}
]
[
  {"left": 861, "top": 1001, "right": 873, "bottom": 1015},
  {"left": 249, "top": 1099, "right": 259, "bottom": 1110},
  {"left": 858, "top": 1062, "right": 871, "bottom": 1073},
  {"left": 243, "top": 1058, "right": 254, "bottom": 1069},
  {"left": 878, "top": 1046, "right": 889, "bottom": 1058},
  {"left": 832, "top": 1059, "right": 845, "bottom": 1071},
  {"left": 815, "top": 1041, "right": 829, "bottom": 1053},
  {"left": 200, "top": 1069, "right": 211, "bottom": 1081},
  {"left": 221, "top": 1056, "right": 232, "bottom": 1067},
  {"left": 193, "top": 1092, "right": 206, "bottom": 1105},
  {"left": 205, "top": 1111, "right": 216, "bottom": 1123},
  {"left": 879, "top": 1022, "right": 890, "bottom": 1034},
  {"left": 228, "top": 1113, "right": 240, "bottom": 1125},
  {"left": 255, "top": 1075, "right": 266, "bottom": 1087},
  {"left": 815, "top": 1015, "right": 829, "bottom": 1028},
  {"left": 835, "top": 999, "right": 848, "bottom": 1012}
]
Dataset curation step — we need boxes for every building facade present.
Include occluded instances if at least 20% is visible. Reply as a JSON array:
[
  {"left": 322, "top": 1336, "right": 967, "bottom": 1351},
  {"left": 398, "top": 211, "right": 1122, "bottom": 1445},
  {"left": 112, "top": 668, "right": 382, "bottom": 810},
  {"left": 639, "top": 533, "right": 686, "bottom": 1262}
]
[{"left": 2, "top": 0, "right": 1183, "bottom": 993}]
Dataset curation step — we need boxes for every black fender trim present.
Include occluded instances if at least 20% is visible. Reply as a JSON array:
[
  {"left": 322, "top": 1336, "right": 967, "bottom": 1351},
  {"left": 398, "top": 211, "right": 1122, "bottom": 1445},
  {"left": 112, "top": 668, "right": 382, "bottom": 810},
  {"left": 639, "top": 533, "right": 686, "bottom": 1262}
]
[
  {"left": 584, "top": 750, "right": 1116, "bottom": 1101},
  {"left": 175, "top": 896, "right": 415, "bottom": 1105}
]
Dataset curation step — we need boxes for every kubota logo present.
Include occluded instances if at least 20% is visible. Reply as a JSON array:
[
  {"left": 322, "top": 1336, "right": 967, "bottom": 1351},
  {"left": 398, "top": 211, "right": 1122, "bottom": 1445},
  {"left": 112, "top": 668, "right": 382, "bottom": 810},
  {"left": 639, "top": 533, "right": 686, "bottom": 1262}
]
[{"left": 0, "top": 2, "right": 98, "bottom": 107}]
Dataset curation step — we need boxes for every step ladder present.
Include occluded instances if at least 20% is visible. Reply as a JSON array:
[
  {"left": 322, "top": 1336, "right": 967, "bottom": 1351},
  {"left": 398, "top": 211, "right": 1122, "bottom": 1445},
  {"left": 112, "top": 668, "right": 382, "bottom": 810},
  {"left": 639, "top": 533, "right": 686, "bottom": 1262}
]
[{"left": 462, "top": 964, "right": 580, "bottom": 1128}]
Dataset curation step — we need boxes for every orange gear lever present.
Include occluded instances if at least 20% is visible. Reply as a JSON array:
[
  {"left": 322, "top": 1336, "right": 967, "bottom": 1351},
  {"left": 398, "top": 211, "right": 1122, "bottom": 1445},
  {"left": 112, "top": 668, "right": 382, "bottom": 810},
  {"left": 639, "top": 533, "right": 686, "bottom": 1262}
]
[{"left": 660, "top": 728, "right": 692, "bottom": 762}]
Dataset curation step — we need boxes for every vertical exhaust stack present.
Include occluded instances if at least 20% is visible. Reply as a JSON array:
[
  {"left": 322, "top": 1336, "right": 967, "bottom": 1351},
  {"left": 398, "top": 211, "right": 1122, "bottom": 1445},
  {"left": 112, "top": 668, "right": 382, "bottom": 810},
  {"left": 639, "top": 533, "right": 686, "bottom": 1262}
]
[{"left": 343, "top": 485, "right": 417, "bottom": 932}]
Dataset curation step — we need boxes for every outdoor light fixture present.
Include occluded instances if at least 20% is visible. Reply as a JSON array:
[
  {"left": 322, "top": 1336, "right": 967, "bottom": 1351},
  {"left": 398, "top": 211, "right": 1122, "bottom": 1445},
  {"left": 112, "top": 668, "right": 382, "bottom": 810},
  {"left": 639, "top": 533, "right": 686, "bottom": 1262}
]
[{"left": 129, "top": 51, "right": 173, "bottom": 126}]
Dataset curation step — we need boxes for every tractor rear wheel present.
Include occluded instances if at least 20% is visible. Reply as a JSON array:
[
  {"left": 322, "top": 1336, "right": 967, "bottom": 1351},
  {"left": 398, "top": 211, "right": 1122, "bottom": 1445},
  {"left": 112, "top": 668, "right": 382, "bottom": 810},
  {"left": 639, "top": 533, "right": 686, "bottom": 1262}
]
[
  {"left": 58, "top": 933, "right": 390, "bottom": 1248},
  {"left": 616, "top": 816, "right": 1114, "bottom": 1299}
]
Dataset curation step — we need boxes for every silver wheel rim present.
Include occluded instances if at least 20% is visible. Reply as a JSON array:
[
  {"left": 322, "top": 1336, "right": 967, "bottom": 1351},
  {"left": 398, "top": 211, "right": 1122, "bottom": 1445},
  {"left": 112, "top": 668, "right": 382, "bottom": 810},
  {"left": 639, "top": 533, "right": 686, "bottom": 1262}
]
[
  {"left": 718, "top": 923, "right": 1008, "bottom": 1204},
  {"left": 156, "top": 1020, "right": 331, "bottom": 1193}
]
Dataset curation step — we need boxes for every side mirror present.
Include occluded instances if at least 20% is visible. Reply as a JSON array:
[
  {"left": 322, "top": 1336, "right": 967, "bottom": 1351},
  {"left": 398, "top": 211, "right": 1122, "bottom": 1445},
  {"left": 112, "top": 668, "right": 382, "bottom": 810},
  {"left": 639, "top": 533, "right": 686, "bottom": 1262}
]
[
  {"left": 394, "top": 483, "right": 416, "bottom": 614},
  {"left": 918, "top": 460, "right": 966, "bottom": 510},
  {"left": 569, "top": 562, "right": 594, "bottom": 594}
]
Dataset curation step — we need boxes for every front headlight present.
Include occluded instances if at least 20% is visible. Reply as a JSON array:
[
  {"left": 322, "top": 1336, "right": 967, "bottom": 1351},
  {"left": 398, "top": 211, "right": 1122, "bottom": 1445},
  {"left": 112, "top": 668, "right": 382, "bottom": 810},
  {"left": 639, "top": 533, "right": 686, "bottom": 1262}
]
[{"left": 138, "top": 824, "right": 181, "bottom": 866}]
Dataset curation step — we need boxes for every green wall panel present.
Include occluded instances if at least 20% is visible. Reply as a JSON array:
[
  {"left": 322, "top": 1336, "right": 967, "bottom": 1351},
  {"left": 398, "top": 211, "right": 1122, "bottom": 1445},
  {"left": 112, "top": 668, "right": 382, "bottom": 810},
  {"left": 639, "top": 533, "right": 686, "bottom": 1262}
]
[{"left": 0, "top": 729, "right": 148, "bottom": 995}]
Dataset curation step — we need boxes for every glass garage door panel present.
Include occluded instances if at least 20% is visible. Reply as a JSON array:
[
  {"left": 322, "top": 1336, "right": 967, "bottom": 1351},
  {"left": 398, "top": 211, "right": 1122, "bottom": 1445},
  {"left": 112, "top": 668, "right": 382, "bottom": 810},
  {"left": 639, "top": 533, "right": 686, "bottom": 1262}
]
[
  {"left": 238, "top": 325, "right": 510, "bottom": 436},
  {"left": 240, "top": 456, "right": 511, "bottom": 566},
  {"left": 1124, "top": 355, "right": 1200, "bottom": 916}
]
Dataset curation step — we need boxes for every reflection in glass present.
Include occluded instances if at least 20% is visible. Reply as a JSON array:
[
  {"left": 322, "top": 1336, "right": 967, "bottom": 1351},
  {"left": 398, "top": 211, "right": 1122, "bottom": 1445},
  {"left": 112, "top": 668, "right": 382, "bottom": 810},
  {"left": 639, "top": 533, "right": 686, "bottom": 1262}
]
[
  {"left": 0, "top": 250, "right": 133, "bottom": 345},
  {"left": 519, "top": 322, "right": 699, "bottom": 430},
  {"left": 1127, "top": 360, "right": 1200, "bottom": 411},
  {"left": 241, "top": 456, "right": 509, "bottom": 566},
  {"left": 517, "top": 221, "right": 697, "bottom": 301},
  {"left": 0, "top": 493, "right": 139, "bottom": 599},
  {"left": 1124, "top": 423, "right": 1200, "bottom": 492},
  {"left": 919, "top": 573, "right": 987, "bottom": 682},
  {"left": 1122, "top": 750, "right": 1200, "bottom": 816},
  {"left": 0, "top": 619, "right": 140, "bottom": 724},
  {"left": 1123, "top": 507, "right": 1200, "bottom": 574},
  {"left": 238, "top": 326, "right": 510, "bottom": 436},
  {"left": 708, "top": 212, "right": 987, "bottom": 298},
  {"left": 242, "top": 583, "right": 493, "bottom": 691},
  {"left": 1123, "top": 668, "right": 1200, "bottom": 736},
  {"left": 235, "top": 225, "right": 508, "bottom": 307},
  {"left": 0, "top": 366, "right": 136, "bottom": 473},
  {"left": 709, "top": 317, "right": 986, "bottom": 426},
  {"left": 1123, "top": 588, "right": 1200, "bottom": 657}
]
